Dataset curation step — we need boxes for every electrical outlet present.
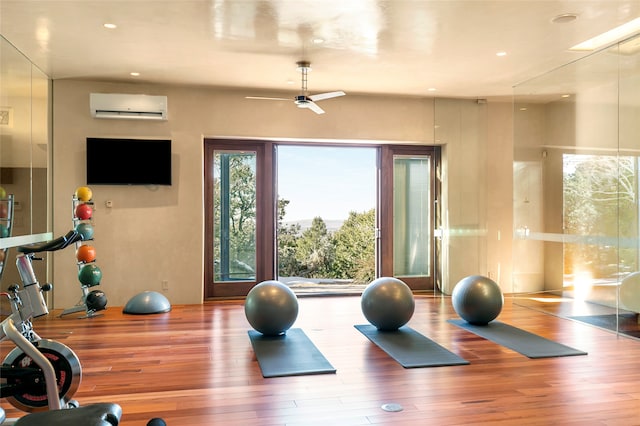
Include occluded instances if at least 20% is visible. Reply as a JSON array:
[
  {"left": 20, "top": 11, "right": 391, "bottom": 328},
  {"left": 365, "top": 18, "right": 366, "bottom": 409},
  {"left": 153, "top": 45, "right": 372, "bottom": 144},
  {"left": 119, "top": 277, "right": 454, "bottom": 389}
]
[{"left": 161, "top": 280, "right": 169, "bottom": 290}]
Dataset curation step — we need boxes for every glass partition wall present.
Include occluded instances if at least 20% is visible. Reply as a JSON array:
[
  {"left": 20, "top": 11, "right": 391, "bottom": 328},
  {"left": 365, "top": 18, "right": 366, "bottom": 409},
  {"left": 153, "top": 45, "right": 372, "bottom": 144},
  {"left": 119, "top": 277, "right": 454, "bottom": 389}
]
[
  {"left": 513, "top": 34, "right": 640, "bottom": 337},
  {"left": 0, "top": 35, "right": 51, "bottom": 291}
]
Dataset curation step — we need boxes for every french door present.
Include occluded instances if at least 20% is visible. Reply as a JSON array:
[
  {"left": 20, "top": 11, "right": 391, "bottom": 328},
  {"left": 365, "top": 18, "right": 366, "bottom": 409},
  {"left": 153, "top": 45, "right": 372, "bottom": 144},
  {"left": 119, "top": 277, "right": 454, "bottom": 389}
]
[
  {"left": 204, "top": 140, "right": 274, "bottom": 298},
  {"left": 204, "top": 139, "right": 437, "bottom": 298},
  {"left": 379, "top": 145, "right": 437, "bottom": 291}
]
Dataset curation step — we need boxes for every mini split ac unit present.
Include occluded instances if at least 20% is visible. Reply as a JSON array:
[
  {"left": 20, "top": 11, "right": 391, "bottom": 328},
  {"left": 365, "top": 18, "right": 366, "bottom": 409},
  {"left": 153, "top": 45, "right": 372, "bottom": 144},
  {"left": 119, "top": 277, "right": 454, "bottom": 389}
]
[{"left": 90, "top": 93, "right": 168, "bottom": 120}]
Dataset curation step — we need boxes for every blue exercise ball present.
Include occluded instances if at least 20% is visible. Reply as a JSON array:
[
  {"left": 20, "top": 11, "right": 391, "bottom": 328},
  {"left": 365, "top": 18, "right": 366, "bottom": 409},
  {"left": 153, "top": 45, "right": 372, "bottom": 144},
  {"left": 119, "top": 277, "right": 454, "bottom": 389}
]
[
  {"left": 452, "top": 275, "right": 503, "bottom": 325},
  {"left": 244, "top": 280, "right": 298, "bottom": 336},
  {"left": 361, "top": 277, "right": 415, "bottom": 331}
]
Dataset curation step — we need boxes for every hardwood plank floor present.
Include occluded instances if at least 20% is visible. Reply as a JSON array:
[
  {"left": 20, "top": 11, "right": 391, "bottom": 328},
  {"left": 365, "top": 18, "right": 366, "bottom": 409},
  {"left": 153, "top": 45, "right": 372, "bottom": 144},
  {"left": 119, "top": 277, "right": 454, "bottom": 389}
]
[{"left": 2, "top": 294, "right": 640, "bottom": 425}]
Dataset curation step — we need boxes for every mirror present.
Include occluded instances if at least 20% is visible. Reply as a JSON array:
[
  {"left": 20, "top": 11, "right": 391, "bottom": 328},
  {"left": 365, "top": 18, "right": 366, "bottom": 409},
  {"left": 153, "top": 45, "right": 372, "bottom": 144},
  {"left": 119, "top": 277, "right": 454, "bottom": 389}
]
[{"left": 0, "top": 35, "right": 50, "bottom": 283}]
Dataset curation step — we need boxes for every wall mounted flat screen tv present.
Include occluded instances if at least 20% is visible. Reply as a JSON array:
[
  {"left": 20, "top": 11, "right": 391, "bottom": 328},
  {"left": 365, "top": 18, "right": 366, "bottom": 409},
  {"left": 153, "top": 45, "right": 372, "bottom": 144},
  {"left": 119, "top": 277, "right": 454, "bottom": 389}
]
[{"left": 86, "top": 137, "right": 172, "bottom": 185}]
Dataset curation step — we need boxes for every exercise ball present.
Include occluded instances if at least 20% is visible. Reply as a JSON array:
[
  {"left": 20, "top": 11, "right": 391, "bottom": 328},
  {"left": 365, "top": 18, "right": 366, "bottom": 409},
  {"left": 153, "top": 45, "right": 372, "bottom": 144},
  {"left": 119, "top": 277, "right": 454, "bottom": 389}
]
[
  {"left": 123, "top": 291, "right": 171, "bottom": 315},
  {"left": 452, "top": 275, "right": 503, "bottom": 325},
  {"left": 76, "top": 244, "right": 96, "bottom": 263},
  {"left": 244, "top": 280, "right": 298, "bottom": 336},
  {"left": 361, "top": 277, "right": 415, "bottom": 331},
  {"left": 78, "top": 264, "right": 102, "bottom": 286},
  {"left": 86, "top": 289, "right": 107, "bottom": 311},
  {"left": 75, "top": 203, "right": 93, "bottom": 220},
  {"left": 75, "top": 222, "right": 94, "bottom": 240},
  {"left": 75, "top": 186, "right": 93, "bottom": 202}
]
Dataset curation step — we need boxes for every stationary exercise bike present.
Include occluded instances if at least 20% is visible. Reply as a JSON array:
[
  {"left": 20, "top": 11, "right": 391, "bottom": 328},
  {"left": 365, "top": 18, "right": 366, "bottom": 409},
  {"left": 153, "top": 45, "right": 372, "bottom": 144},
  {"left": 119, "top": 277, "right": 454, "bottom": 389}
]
[{"left": 0, "top": 230, "right": 122, "bottom": 425}]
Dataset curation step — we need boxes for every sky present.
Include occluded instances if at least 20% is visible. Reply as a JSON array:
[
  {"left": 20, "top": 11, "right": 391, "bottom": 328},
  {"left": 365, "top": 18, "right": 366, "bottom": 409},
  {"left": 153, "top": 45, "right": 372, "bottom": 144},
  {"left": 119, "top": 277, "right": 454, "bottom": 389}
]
[{"left": 277, "top": 146, "right": 377, "bottom": 222}]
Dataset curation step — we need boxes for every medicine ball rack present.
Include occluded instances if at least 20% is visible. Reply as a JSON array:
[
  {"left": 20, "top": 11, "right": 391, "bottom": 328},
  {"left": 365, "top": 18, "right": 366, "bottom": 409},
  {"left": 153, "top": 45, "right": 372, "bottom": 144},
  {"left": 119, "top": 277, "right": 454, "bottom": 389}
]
[{"left": 60, "top": 189, "right": 106, "bottom": 318}]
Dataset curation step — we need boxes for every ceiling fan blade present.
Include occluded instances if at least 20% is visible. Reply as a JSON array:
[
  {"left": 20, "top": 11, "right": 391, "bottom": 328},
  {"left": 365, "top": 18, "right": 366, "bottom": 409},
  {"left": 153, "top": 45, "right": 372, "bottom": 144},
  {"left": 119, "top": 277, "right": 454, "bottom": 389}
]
[
  {"left": 245, "top": 96, "right": 290, "bottom": 101},
  {"left": 306, "top": 101, "right": 325, "bottom": 114},
  {"left": 308, "top": 91, "right": 346, "bottom": 102}
]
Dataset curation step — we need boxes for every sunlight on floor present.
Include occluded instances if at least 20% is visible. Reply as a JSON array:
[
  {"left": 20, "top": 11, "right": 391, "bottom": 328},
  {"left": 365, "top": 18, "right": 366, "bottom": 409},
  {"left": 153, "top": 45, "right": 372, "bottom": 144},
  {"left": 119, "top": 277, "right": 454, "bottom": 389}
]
[{"left": 527, "top": 297, "right": 571, "bottom": 303}]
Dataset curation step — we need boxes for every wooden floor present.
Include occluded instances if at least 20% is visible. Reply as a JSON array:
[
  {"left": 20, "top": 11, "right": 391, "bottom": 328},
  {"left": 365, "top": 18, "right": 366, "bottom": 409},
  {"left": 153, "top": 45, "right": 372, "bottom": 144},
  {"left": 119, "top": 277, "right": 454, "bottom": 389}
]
[{"left": 2, "top": 294, "right": 640, "bottom": 425}]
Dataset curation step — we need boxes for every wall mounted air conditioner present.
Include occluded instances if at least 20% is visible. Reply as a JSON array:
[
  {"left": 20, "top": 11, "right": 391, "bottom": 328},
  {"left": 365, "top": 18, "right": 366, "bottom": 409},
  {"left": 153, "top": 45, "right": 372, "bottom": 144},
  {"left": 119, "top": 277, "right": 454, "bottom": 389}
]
[{"left": 90, "top": 93, "right": 168, "bottom": 120}]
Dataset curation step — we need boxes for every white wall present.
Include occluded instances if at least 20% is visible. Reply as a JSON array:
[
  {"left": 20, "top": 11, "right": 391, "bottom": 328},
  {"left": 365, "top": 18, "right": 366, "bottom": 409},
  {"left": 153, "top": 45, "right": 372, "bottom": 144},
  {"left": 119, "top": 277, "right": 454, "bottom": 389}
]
[{"left": 52, "top": 79, "right": 514, "bottom": 307}]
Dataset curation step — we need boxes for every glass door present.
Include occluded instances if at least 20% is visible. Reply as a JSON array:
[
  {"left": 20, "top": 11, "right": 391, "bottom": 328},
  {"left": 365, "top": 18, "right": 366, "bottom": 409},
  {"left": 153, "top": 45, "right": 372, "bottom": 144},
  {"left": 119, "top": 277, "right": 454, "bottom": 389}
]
[
  {"left": 204, "top": 140, "right": 273, "bottom": 298},
  {"left": 380, "top": 145, "right": 436, "bottom": 290},
  {"left": 204, "top": 140, "right": 437, "bottom": 298}
]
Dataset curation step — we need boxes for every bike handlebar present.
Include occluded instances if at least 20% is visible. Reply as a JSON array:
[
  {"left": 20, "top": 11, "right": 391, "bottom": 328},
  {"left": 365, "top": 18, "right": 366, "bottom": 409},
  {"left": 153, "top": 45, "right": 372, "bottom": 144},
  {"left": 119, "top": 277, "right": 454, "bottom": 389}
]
[{"left": 17, "top": 230, "right": 82, "bottom": 254}]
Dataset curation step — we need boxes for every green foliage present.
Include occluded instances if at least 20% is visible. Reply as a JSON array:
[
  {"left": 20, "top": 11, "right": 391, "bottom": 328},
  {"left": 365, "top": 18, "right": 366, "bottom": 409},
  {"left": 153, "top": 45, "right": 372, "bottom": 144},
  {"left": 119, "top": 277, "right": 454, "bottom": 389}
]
[
  {"left": 213, "top": 153, "right": 257, "bottom": 279},
  {"left": 276, "top": 207, "right": 375, "bottom": 284},
  {"left": 563, "top": 155, "right": 639, "bottom": 277},
  {"left": 295, "top": 217, "right": 335, "bottom": 277},
  {"left": 332, "top": 209, "right": 376, "bottom": 283},
  {"left": 277, "top": 199, "right": 304, "bottom": 276}
]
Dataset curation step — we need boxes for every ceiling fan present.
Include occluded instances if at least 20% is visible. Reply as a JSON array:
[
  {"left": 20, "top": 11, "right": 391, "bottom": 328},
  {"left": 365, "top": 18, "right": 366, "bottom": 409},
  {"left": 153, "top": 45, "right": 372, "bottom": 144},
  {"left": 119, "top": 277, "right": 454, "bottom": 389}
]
[{"left": 246, "top": 61, "right": 345, "bottom": 114}]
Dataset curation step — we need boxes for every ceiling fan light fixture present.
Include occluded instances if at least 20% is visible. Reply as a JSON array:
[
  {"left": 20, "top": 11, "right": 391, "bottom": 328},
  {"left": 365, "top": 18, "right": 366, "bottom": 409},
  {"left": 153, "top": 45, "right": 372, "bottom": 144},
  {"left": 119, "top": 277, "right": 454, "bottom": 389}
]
[
  {"left": 296, "top": 61, "right": 311, "bottom": 72},
  {"left": 247, "top": 61, "right": 343, "bottom": 115}
]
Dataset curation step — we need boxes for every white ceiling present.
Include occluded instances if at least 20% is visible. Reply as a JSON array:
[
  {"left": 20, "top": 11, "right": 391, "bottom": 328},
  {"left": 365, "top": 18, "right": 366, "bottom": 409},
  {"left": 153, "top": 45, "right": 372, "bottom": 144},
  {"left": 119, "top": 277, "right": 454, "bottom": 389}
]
[{"left": 1, "top": 1, "right": 639, "bottom": 100}]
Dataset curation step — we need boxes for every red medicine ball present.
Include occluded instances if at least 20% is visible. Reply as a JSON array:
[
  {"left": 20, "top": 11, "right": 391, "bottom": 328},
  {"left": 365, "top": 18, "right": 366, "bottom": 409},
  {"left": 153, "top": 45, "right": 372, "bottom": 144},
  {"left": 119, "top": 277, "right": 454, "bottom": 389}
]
[{"left": 75, "top": 203, "right": 93, "bottom": 220}]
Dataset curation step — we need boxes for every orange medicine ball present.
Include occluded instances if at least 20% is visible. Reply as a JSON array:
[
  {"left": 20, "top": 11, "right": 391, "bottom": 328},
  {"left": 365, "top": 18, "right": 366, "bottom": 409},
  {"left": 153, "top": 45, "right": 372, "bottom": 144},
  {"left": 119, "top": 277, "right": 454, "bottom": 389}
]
[{"left": 76, "top": 244, "right": 96, "bottom": 263}]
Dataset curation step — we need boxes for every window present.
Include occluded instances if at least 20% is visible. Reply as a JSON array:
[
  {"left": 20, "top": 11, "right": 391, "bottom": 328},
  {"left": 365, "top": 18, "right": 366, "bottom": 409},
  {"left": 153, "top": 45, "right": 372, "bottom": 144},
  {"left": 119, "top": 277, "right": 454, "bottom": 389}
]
[{"left": 205, "top": 140, "right": 438, "bottom": 298}]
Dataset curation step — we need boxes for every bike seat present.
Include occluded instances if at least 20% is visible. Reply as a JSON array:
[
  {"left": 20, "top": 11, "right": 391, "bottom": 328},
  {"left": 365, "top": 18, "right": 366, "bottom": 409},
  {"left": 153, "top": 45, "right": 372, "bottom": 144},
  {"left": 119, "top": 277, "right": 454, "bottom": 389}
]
[
  {"left": 17, "top": 230, "right": 82, "bottom": 254},
  {"left": 13, "top": 403, "right": 122, "bottom": 426}
]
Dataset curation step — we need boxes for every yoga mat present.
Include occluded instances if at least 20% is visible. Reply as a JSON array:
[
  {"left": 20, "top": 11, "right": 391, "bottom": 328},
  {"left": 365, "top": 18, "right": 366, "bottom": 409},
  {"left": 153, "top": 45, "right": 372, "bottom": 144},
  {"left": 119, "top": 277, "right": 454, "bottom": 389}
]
[
  {"left": 448, "top": 319, "right": 587, "bottom": 358},
  {"left": 354, "top": 324, "right": 469, "bottom": 368},
  {"left": 569, "top": 314, "right": 640, "bottom": 339},
  {"left": 248, "top": 328, "right": 336, "bottom": 378}
]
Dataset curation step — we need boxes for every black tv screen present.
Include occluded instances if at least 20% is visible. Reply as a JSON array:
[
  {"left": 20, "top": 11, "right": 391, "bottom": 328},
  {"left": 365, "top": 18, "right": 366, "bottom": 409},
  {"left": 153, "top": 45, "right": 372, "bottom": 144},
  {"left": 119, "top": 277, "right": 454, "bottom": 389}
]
[{"left": 86, "top": 138, "right": 172, "bottom": 185}]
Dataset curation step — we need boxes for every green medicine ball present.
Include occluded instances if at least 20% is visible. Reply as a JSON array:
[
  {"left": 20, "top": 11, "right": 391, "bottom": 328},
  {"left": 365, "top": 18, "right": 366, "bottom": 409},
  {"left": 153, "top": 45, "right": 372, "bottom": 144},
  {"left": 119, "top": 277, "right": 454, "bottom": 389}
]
[{"left": 78, "top": 264, "right": 102, "bottom": 287}]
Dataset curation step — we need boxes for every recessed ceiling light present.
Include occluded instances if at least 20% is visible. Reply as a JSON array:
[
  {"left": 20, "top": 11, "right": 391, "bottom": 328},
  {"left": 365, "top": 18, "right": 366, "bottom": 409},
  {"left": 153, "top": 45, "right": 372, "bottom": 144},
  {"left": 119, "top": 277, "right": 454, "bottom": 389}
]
[
  {"left": 561, "top": 94, "right": 570, "bottom": 98},
  {"left": 130, "top": 72, "right": 140, "bottom": 77},
  {"left": 552, "top": 13, "right": 578, "bottom": 24},
  {"left": 519, "top": 107, "right": 528, "bottom": 111},
  {"left": 427, "top": 87, "right": 437, "bottom": 92},
  {"left": 312, "top": 38, "right": 325, "bottom": 44},
  {"left": 496, "top": 51, "right": 507, "bottom": 57},
  {"left": 571, "top": 17, "right": 640, "bottom": 51},
  {"left": 103, "top": 23, "right": 117, "bottom": 29}
]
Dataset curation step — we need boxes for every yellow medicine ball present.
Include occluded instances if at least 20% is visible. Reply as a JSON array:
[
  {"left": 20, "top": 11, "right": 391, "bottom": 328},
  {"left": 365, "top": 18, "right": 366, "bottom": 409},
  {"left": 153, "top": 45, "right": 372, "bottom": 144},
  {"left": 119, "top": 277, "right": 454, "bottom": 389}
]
[{"left": 75, "top": 186, "right": 93, "bottom": 202}]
